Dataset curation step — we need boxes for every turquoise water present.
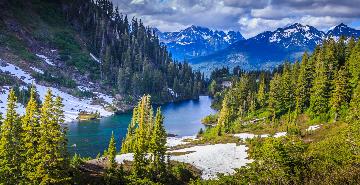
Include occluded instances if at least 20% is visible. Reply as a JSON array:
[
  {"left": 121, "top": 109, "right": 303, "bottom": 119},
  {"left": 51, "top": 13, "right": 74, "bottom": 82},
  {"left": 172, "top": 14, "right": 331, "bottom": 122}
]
[{"left": 66, "top": 96, "right": 216, "bottom": 157}]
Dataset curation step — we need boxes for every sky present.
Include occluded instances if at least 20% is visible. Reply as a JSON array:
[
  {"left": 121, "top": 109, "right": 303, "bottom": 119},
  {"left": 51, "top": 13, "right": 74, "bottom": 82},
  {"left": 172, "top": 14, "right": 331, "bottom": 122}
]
[{"left": 110, "top": 0, "right": 360, "bottom": 38}]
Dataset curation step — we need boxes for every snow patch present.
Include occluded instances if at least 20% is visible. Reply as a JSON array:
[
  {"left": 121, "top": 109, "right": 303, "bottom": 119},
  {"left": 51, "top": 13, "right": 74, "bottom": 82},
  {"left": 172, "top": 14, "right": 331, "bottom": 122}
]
[
  {"left": 167, "top": 88, "right": 178, "bottom": 97},
  {"left": 0, "top": 62, "right": 33, "bottom": 83},
  {"left": 36, "top": 54, "right": 55, "bottom": 66},
  {"left": 93, "top": 92, "right": 114, "bottom": 104},
  {"left": 306, "top": 125, "right": 320, "bottom": 131},
  {"left": 274, "top": 132, "right": 287, "bottom": 138},
  {"left": 115, "top": 143, "right": 253, "bottom": 180},
  {"left": 171, "top": 143, "right": 252, "bottom": 179},
  {"left": 90, "top": 53, "right": 101, "bottom": 64},
  {"left": 0, "top": 59, "right": 113, "bottom": 122},
  {"left": 0, "top": 86, "right": 26, "bottom": 116},
  {"left": 77, "top": 86, "right": 91, "bottom": 92},
  {"left": 166, "top": 136, "right": 196, "bottom": 147},
  {"left": 234, "top": 132, "right": 287, "bottom": 140},
  {"left": 234, "top": 133, "right": 256, "bottom": 140},
  {"left": 30, "top": 67, "right": 44, "bottom": 74},
  {"left": 115, "top": 153, "right": 135, "bottom": 164}
]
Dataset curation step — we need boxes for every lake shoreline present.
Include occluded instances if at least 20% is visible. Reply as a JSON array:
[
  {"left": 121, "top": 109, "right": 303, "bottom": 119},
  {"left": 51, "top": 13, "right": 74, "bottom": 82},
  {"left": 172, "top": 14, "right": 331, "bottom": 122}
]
[{"left": 67, "top": 96, "right": 216, "bottom": 158}]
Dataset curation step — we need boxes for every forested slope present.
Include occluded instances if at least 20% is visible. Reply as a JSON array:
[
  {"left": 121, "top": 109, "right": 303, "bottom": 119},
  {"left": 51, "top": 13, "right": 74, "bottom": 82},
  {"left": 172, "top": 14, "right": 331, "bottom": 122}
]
[
  {"left": 0, "top": 0, "right": 205, "bottom": 117},
  {"left": 196, "top": 37, "right": 360, "bottom": 184}
]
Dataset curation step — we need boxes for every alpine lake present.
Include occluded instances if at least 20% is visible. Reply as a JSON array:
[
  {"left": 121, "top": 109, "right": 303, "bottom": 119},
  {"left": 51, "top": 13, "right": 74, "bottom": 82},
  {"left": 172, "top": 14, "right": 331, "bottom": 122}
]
[{"left": 66, "top": 96, "right": 216, "bottom": 157}]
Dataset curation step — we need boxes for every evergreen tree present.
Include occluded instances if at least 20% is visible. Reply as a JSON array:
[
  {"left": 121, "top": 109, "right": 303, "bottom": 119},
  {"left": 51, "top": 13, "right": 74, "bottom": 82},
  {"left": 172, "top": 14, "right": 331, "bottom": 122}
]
[
  {"left": 280, "top": 62, "right": 295, "bottom": 112},
  {"left": 21, "top": 86, "right": 41, "bottom": 183},
  {"left": 348, "top": 81, "right": 360, "bottom": 121},
  {"left": 268, "top": 73, "right": 282, "bottom": 118},
  {"left": 149, "top": 108, "right": 167, "bottom": 181},
  {"left": 121, "top": 107, "right": 138, "bottom": 153},
  {"left": 132, "top": 96, "right": 151, "bottom": 178},
  {"left": 330, "top": 66, "right": 351, "bottom": 121},
  {"left": 295, "top": 52, "right": 314, "bottom": 113},
  {"left": 37, "top": 90, "right": 70, "bottom": 184},
  {"left": 310, "top": 52, "right": 330, "bottom": 116},
  {"left": 104, "top": 132, "right": 118, "bottom": 185},
  {"left": 234, "top": 74, "right": 251, "bottom": 117},
  {"left": 0, "top": 89, "right": 22, "bottom": 184},
  {"left": 217, "top": 95, "right": 232, "bottom": 132},
  {"left": 257, "top": 74, "right": 267, "bottom": 108},
  {"left": 107, "top": 132, "right": 117, "bottom": 169},
  {"left": 348, "top": 41, "right": 360, "bottom": 88}
]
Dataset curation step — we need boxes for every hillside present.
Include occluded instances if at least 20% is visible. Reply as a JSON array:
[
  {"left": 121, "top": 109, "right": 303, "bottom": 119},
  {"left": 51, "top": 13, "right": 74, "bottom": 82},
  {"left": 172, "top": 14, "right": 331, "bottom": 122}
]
[
  {"left": 0, "top": 0, "right": 205, "bottom": 121},
  {"left": 195, "top": 38, "right": 360, "bottom": 184}
]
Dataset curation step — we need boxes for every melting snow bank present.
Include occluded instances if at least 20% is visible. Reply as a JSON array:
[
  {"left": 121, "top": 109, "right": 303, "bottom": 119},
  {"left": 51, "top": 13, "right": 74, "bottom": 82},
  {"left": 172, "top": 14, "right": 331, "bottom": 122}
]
[
  {"left": 306, "top": 125, "right": 320, "bottom": 131},
  {"left": 115, "top": 143, "right": 252, "bottom": 180},
  {"left": 171, "top": 144, "right": 252, "bottom": 179},
  {"left": 30, "top": 67, "right": 44, "bottom": 74},
  {"left": 36, "top": 54, "right": 55, "bottom": 66},
  {"left": 234, "top": 131, "right": 287, "bottom": 140},
  {"left": 0, "top": 59, "right": 113, "bottom": 122},
  {"left": 166, "top": 136, "right": 197, "bottom": 147},
  {"left": 0, "top": 86, "right": 26, "bottom": 115},
  {"left": 235, "top": 125, "right": 321, "bottom": 141}
]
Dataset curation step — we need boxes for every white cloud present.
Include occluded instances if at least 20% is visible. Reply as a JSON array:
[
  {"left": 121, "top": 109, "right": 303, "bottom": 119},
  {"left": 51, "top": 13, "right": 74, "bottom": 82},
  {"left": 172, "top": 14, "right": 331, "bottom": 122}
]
[
  {"left": 238, "top": 17, "right": 293, "bottom": 37},
  {"left": 110, "top": 0, "right": 360, "bottom": 38}
]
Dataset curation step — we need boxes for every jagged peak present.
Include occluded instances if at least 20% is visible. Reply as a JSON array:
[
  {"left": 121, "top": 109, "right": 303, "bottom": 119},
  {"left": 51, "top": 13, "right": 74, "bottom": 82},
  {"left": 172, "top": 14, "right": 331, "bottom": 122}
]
[{"left": 337, "top": 23, "right": 348, "bottom": 27}]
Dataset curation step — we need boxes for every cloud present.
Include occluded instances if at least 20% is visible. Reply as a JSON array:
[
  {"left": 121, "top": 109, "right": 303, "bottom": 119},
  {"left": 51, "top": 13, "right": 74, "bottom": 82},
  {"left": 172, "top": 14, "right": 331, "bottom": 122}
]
[{"left": 110, "top": 0, "right": 360, "bottom": 38}]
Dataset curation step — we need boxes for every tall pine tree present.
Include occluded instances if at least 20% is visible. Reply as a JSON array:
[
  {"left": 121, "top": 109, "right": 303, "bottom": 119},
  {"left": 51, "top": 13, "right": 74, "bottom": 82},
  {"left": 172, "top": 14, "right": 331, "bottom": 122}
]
[
  {"left": 330, "top": 66, "right": 351, "bottom": 121},
  {"left": 0, "top": 89, "right": 22, "bottom": 184},
  {"left": 21, "top": 86, "right": 41, "bottom": 183},
  {"left": 37, "top": 90, "right": 70, "bottom": 184},
  {"left": 149, "top": 108, "right": 167, "bottom": 181},
  {"left": 257, "top": 74, "right": 267, "bottom": 108},
  {"left": 295, "top": 52, "right": 314, "bottom": 113},
  {"left": 310, "top": 51, "right": 330, "bottom": 116}
]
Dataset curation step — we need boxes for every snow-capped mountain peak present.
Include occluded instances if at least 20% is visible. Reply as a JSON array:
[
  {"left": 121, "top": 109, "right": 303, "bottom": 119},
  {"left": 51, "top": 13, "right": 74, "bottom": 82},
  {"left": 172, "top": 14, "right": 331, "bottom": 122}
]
[
  {"left": 252, "top": 23, "right": 325, "bottom": 49},
  {"left": 190, "top": 23, "right": 360, "bottom": 75},
  {"left": 155, "top": 26, "right": 245, "bottom": 60},
  {"left": 327, "top": 23, "right": 360, "bottom": 39}
]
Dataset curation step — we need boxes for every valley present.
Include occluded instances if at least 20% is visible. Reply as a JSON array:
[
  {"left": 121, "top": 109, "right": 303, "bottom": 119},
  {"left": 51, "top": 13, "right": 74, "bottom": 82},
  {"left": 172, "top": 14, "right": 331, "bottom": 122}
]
[{"left": 1, "top": 0, "right": 360, "bottom": 184}]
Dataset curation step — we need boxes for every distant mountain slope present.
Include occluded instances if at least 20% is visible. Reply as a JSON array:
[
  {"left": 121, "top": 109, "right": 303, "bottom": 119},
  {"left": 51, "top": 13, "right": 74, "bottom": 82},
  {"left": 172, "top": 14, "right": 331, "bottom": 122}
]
[
  {"left": 155, "top": 25, "right": 244, "bottom": 60},
  {"left": 191, "top": 23, "right": 360, "bottom": 74},
  {"left": 327, "top": 23, "right": 360, "bottom": 39}
]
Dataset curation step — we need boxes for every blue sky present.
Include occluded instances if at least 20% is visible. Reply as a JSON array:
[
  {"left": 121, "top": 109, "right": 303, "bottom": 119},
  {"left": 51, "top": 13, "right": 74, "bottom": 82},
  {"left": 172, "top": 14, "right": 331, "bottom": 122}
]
[
  {"left": 350, "top": 20, "right": 360, "bottom": 29},
  {"left": 111, "top": 0, "right": 360, "bottom": 38}
]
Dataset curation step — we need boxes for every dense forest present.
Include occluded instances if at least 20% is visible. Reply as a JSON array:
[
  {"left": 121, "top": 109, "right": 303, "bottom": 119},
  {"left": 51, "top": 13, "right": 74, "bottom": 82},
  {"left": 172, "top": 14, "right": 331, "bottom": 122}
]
[
  {"left": 197, "top": 37, "right": 360, "bottom": 184},
  {"left": 64, "top": 0, "right": 206, "bottom": 102},
  {"left": 0, "top": 0, "right": 205, "bottom": 106}
]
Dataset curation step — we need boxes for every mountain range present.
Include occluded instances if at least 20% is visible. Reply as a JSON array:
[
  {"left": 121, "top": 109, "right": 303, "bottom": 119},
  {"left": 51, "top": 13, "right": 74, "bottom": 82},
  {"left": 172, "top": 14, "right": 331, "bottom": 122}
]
[
  {"left": 156, "top": 23, "right": 360, "bottom": 74},
  {"left": 154, "top": 25, "right": 244, "bottom": 60}
]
